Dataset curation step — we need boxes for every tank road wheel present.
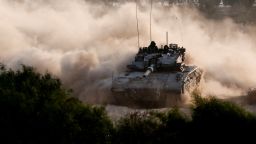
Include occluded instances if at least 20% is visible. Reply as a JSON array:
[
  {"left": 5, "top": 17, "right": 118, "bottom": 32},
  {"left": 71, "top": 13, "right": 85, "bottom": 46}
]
[
  {"left": 165, "top": 93, "right": 189, "bottom": 107},
  {"left": 165, "top": 94, "right": 180, "bottom": 107},
  {"left": 112, "top": 92, "right": 125, "bottom": 106},
  {"left": 112, "top": 92, "right": 134, "bottom": 107}
]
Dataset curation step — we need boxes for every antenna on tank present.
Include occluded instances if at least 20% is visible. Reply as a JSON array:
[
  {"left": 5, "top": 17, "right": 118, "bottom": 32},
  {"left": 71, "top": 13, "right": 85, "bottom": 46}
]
[
  {"left": 166, "top": 32, "right": 168, "bottom": 46},
  {"left": 136, "top": 0, "right": 140, "bottom": 48},
  {"left": 175, "top": 16, "right": 183, "bottom": 44},
  {"left": 150, "top": 0, "right": 153, "bottom": 42},
  {"left": 112, "top": 71, "right": 114, "bottom": 82}
]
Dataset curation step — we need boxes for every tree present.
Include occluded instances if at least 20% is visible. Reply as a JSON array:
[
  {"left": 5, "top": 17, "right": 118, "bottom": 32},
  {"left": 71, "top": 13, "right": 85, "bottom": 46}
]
[
  {"left": 224, "top": 0, "right": 254, "bottom": 7},
  {"left": 199, "top": 0, "right": 220, "bottom": 14},
  {"left": 243, "top": 0, "right": 255, "bottom": 7},
  {"left": 114, "top": 111, "right": 162, "bottom": 144},
  {"left": 223, "top": 0, "right": 239, "bottom": 6},
  {"left": 190, "top": 95, "right": 256, "bottom": 143},
  {"left": 114, "top": 109, "right": 190, "bottom": 144},
  {"left": 0, "top": 64, "right": 113, "bottom": 144}
]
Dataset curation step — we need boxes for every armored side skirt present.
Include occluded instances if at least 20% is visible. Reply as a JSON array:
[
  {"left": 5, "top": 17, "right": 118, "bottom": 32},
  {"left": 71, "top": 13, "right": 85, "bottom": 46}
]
[{"left": 111, "top": 88, "right": 187, "bottom": 108}]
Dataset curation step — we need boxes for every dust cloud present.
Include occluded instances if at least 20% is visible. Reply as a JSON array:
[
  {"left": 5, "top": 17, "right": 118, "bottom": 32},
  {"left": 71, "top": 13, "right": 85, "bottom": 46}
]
[{"left": 0, "top": 0, "right": 256, "bottom": 104}]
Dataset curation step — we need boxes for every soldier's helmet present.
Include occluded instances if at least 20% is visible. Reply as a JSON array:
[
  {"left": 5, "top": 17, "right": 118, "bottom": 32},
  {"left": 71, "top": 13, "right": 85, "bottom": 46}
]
[{"left": 150, "top": 41, "right": 156, "bottom": 47}]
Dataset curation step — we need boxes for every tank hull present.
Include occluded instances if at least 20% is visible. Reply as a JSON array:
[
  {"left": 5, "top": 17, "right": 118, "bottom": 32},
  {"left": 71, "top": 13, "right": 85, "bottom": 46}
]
[{"left": 111, "top": 66, "right": 202, "bottom": 108}]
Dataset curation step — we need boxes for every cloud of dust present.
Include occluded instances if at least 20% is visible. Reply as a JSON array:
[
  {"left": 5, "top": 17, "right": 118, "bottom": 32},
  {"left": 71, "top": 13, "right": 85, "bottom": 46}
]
[{"left": 0, "top": 0, "right": 256, "bottom": 103}]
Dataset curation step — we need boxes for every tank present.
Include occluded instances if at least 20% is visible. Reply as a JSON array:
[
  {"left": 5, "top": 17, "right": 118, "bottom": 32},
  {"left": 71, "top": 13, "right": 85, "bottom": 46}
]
[{"left": 111, "top": 41, "right": 203, "bottom": 108}]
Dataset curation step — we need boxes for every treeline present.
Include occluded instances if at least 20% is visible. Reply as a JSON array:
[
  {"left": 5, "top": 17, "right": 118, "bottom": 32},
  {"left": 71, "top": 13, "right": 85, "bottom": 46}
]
[
  {"left": 0, "top": 64, "right": 255, "bottom": 144},
  {"left": 87, "top": 0, "right": 255, "bottom": 8},
  {"left": 196, "top": 0, "right": 256, "bottom": 24},
  {"left": 0, "top": 64, "right": 113, "bottom": 144},
  {"left": 199, "top": 0, "right": 255, "bottom": 7}
]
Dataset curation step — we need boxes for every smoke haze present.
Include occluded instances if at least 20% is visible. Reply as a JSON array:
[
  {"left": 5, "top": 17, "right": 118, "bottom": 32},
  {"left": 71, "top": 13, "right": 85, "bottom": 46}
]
[{"left": 1, "top": 0, "right": 256, "bottom": 103}]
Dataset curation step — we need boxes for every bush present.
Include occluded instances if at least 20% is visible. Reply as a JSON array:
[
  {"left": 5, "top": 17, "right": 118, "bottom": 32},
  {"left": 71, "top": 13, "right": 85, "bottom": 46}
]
[
  {"left": 1, "top": 64, "right": 256, "bottom": 144},
  {"left": 0, "top": 64, "right": 113, "bottom": 144},
  {"left": 114, "top": 109, "right": 189, "bottom": 144},
  {"left": 190, "top": 94, "right": 256, "bottom": 143},
  {"left": 114, "top": 111, "right": 162, "bottom": 144},
  {"left": 156, "top": 108, "right": 189, "bottom": 144},
  {"left": 115, "top": 94, "right": 256, "bottom": 144}
]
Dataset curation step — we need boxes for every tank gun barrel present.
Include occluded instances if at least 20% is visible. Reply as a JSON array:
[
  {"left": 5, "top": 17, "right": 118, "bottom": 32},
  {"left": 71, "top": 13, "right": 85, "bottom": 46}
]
[{"left": 143, "top": 64, "right": 155, "bottom": 77}]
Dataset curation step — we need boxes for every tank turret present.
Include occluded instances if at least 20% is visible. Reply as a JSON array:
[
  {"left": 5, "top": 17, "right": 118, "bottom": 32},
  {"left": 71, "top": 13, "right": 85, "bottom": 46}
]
[
  {"left": 127, "top": 41, "right": 186, "bottom": 75},
  {"left": 111, "top": 41, "right": 202, "bottom": 108}
]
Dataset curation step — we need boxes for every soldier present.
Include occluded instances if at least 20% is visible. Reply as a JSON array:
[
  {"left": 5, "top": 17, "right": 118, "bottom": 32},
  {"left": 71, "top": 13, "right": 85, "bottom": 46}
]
[
  {"left": 163, "top": 45, "right": 169, "bottom": 53},
  {"left": 180, "top": 46, "right": 186, "bottom": 61},
  {"left": 138, "top": 48, "right": 143, "bottom": 54},
  {"left": 148, "top": 41, "right": 158, "bottom": 53}
]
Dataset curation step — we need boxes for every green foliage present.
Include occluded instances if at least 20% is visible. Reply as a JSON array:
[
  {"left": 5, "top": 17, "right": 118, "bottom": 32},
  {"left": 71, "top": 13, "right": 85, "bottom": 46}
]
[
  {"left": 114, "top": 111, "right": 162, "bottom": 144},
  {"left": 0, "top": 64, "right": 113, "bottom": 144},
  {"left": 192, "top": 94, "right": 256, "bottom": 126},
  {"left": 115, "top": 93, "right": 256, "bottom": 143},
  {"left": 1, "top": 64, "right": 256, "bottom": 144},
  {"left": 190, "top": 94, "right": 256, "bottom": 143},
  {"left": 156, "top": 109, "right": 189, "bottom": 144},
  {"left": 114, "top": 109, "right": 189, "bottom": 144},
  {"left": 199, "top": 0, "right": 220, "bottom": 7},
  {"left": 224, "top": 0, "right": 254, "bottom": 7},
  {"left": 199, "top": 0, "right": 220, "bottom": 13}
]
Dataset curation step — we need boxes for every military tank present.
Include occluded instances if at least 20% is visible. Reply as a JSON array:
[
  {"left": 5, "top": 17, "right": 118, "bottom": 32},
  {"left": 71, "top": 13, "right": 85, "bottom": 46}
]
[{"left": 111, "top": 41, "right": 203, "bottom": 108}]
